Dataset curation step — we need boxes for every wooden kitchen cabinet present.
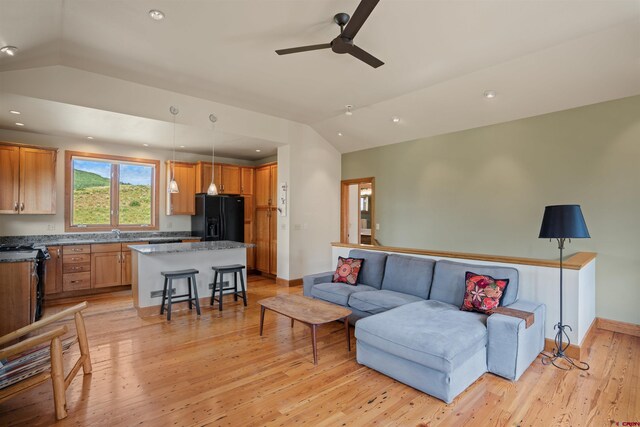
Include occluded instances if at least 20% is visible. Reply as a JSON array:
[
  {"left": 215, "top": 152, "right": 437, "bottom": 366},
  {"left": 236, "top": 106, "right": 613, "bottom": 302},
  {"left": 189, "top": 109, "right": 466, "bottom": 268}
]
[
  {"left": 166, "top": 161, "right": 196, "bottom": 215},
  {"left": 44, "top": 245, "right": 63, "bottom": 295},
  {"left": 195, "top": 161, "right": 218, "bottom": 193},
  {"left": 0, "top": 145, "right": 19, "bottom": 214},
  {"left": 121, "top": 242, "right": 148, "bottom": 285},
  {"left": 220, "top": 165, "right": 241, "bottom": 194},
  {"left": 91, "top": 252, "right": 122, "bottom": 288},
  {"left": 0, "top": 261, "right": 36, "bottom": 337},
  {"left": 0, "top": 143, "right": 57, "bottom": 215},
  {"left": 255, "top": 163, "right": 277, "bottom": 275},
  {"left": 241, "top": 167, "right": 254, "bottom": 195}
]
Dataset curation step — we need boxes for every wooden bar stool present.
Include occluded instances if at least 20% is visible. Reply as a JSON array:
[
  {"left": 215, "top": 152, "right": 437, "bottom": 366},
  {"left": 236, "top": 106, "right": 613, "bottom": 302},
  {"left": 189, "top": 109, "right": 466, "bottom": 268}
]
[
  {"left": 210, "top": 264, "right": 247, "bottom": 311},
  {"left": 160, "top": 269, "right": 201, "bottom": 321}
]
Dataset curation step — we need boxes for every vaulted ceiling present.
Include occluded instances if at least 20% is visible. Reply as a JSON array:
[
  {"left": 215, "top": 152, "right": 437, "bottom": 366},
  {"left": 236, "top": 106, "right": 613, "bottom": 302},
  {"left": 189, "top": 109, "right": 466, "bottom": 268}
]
[{"left": 1, "top": 0, "right": 639, "bottom": 155}]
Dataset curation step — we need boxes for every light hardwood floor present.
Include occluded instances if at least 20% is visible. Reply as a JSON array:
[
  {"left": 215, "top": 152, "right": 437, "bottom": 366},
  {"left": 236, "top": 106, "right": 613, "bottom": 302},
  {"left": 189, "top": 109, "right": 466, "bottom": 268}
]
[{"left": 1, "top": 275, "right": 638, "bottom": 426}]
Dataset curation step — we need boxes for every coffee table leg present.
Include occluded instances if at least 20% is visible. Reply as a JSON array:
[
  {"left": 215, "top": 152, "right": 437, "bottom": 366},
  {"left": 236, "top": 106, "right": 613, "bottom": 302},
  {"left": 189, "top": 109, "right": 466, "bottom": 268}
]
[
  {"left": 259, "top": 306, "right": 265, "bottom": 336},
  {"left": 311, "top": 324, "right": 318, "bottom": 365},
  {"left": 344, "top": 317, "right": 350, "bottom": 352}
]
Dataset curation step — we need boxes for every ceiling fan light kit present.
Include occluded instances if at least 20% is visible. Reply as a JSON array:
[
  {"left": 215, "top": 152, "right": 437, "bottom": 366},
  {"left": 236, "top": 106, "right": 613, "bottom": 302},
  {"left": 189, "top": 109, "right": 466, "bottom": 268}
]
[{"left": 276, "top": 0, "right": 384, "bottom": 68}]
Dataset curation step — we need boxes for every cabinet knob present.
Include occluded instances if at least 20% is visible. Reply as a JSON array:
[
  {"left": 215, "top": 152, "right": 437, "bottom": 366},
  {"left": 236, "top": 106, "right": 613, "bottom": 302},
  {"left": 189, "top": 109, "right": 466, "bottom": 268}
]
[
  {"left": 20, "top": 202, "right": 24, "bottom": 211},
  {"left": 14, "top": 202, "right": 18, "bottom": 211}
]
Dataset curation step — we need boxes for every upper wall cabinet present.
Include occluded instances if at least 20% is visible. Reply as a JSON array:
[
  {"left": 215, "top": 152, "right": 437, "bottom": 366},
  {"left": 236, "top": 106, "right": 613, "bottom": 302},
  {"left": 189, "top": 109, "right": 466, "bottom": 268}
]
[
  {"left": 166, "top": 161, "right": 196, "bottom": 215},
  {"left": 240, "top": 167, "right": 254, "bottom": 195},
  {"left": 195, "top": 161, "right": 243, "bottom": 195},
  {"left": 0, "top": 144, "right": 57, "bottom": 215}
]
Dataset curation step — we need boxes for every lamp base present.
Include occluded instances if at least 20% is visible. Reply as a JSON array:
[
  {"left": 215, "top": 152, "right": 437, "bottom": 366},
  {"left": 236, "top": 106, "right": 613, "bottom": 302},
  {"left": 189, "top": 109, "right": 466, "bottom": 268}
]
[{"left": 541, "top": 323, "right": 589, "bottom": 371}]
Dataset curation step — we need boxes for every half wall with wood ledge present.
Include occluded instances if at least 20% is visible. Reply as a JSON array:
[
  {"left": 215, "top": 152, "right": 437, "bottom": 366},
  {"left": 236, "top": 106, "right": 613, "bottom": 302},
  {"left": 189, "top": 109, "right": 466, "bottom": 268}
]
[{"left": 332, "top": 243, "right": 597, "bottom": 358}]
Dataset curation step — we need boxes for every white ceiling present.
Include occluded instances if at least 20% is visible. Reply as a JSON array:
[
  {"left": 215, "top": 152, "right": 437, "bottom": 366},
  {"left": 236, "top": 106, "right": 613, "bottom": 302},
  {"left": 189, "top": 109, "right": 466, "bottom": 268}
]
[
  {"left": 0, "top": 0, "right": 639, "bottom": 155},
  {"left": 0, "top": 94, "right": 281, "bottom": 160}
]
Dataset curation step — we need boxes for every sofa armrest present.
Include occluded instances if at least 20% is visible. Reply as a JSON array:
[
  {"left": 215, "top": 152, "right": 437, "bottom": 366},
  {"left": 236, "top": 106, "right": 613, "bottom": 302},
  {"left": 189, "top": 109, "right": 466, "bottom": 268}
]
[
  {"left": 487, "top": 299, "right": 545, "bottom": 381},
  {"left": 302, "top": 271, "right": 334, "bottom": 296}
]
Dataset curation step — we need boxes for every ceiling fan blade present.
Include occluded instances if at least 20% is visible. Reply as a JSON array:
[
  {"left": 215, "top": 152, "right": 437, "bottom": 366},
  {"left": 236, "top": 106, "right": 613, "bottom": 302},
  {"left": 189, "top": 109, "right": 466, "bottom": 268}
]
[
  {"left": 348, "top": 45, "right": 384, "bottom": 68},
  {"left": 275, "top": 43, "right": 331, "bottom": 55},
  {"left": 341, "top": 0, "right": 380, "bottom": 40}
]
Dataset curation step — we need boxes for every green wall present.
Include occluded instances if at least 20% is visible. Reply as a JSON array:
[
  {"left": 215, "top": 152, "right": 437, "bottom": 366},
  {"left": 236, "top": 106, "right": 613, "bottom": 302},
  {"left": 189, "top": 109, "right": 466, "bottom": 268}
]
[{"left": 342, "top": 95, "right": 640, "bottom": 325}]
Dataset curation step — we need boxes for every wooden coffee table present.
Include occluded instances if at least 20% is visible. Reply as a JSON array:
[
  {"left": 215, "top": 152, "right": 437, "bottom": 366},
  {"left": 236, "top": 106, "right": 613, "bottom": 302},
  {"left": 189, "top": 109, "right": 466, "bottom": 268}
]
[{"left": 258, "top": 294, "right": 352, "bottom": 365}]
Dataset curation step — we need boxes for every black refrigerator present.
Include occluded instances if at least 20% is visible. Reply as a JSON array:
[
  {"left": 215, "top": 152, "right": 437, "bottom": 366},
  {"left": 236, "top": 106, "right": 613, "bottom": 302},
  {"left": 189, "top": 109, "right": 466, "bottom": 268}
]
[{"left": 191, "top": 194, "right": 244, "bottom": 242}]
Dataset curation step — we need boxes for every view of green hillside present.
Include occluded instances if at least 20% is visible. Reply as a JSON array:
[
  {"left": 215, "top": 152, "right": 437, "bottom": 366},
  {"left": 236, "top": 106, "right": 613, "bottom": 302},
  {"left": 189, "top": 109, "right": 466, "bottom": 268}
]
[{"left": 73, "top": 170, "right": 151, "bottom": 225}]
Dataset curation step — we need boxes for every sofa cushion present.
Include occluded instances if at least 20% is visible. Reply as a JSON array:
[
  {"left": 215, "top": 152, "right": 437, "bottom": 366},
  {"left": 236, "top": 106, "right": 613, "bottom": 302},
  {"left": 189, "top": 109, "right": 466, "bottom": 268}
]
[
  {"left": 430, "top": 260, "right": 519, "bottom": 307},
  {"left": 348, "top": 249, "right": 388, "bottom": 289},
  {"left": 348, "top": 290, "right": 424, "bottom": 314},
  {"left": 380, "top": 254, "right": 435, "bottom": 299},
  {"left": 461, "top": 272, "right": 509, "bottom": 314},
  {"left": 355, "top": 300, "right": 488, "bottom": 373},
  {"left": 311, "top": 282, "right": 377, "bottom": 306},
  {"left": 332, "top": 256, "right": 364, "bottom": 285}
]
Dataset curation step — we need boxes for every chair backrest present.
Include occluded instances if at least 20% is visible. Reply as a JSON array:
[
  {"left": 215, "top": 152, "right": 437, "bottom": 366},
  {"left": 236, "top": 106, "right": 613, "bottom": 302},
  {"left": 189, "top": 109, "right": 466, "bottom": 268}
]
[
  {"left": 348, "top": 249, "right": 388, "bottom": 289},
  {"left": 380, "top": 254, "right": 435, "bottom": 299},
  {"left": 430, "top": 260, "right": 519, "bottom": 307}
]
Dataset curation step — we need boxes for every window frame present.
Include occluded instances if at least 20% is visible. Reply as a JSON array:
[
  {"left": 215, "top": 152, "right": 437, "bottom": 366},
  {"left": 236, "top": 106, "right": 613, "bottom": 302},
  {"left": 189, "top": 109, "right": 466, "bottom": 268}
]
[{"left": 65, "top": 151, "right": 160, "bottom": 232}]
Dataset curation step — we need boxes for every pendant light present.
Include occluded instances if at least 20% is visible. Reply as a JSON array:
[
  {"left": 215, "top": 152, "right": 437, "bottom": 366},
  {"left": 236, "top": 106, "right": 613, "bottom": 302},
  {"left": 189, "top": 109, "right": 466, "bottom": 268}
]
[
  {"left": 168, "top": 106, "right": 179, "bottom": 193},
  {"left": 207, "top": 113, "right": 219, "bottom": 195}
]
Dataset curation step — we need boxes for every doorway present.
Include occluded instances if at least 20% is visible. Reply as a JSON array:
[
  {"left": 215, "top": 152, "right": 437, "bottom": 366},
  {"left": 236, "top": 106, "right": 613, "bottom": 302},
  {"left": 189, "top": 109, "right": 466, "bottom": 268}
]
[{"left": 340, "top": 177, "right": 375, "bottom": 245}]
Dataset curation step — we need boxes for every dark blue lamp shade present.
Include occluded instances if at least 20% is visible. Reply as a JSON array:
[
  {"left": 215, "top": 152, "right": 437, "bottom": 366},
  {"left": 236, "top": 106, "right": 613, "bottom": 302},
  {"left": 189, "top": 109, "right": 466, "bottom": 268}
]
[{"left": 539, "top": 205, "right": 590, "bottom": 239}]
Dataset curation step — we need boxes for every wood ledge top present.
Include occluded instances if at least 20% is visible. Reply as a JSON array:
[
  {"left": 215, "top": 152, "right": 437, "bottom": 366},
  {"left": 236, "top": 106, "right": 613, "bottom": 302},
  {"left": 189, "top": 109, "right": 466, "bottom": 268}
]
[{"left": 331, "top": 243, "right": 597, "bottom": 270}]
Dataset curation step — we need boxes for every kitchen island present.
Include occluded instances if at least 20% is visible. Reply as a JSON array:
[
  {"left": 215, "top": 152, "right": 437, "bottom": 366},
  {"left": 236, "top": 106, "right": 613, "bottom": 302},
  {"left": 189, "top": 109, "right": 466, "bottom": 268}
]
[{"left": 129, "top": 241, "right": 254, "bottom": 316}]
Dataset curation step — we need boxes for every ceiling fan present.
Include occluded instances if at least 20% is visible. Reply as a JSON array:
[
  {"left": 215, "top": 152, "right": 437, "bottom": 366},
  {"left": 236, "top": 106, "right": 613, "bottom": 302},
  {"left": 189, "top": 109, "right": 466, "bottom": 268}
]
[{"left": 275, "top": 0, "right": 384, "bottom": 68}]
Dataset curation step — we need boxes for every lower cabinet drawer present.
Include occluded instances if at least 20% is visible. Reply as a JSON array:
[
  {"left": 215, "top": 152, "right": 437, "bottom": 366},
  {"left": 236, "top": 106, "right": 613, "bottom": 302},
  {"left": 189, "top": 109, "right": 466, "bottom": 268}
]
[
  {"left": 63, "top": 272, "right": 91, "bottom": 291},
  {"left": 63, "top": 254, "right": 91, "bottom": 264},
  {"left": 63, "top": 263, "right": 91, "bottom": 274}
]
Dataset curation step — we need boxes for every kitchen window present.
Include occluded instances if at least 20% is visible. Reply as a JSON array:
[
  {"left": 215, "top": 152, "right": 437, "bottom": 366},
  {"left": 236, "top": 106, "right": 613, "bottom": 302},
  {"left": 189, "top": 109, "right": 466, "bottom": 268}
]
[{"left": 65, "top": 151, "right": 160, "bottom": 231}]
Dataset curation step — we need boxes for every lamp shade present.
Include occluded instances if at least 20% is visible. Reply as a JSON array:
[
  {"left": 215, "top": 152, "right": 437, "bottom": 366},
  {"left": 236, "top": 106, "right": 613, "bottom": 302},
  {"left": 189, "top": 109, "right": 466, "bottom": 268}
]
[{"left": 539, "top": 205, "right": 590, "bottom": 238}]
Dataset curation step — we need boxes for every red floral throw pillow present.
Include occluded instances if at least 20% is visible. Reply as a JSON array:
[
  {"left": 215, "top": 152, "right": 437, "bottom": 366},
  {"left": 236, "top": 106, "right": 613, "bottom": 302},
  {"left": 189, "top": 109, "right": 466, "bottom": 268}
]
[
  {"left": 460, "top": 271, "right": 509, "bottom": 314},
  {"left": 332, "top": 257, "right": 364, "bottom": 285}
]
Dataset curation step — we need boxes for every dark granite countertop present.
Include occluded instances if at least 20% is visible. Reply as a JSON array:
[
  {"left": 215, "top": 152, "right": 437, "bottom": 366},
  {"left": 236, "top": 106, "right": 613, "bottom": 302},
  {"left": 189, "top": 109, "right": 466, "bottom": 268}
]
[
  {"left": 0, "top": 250, "right": 40, "bottom": 263},
  {"left": 130, "top": 240, "right": 254, "bottom": 255},
  {"left": 0, "top": 232, "right": 200, "bottom": 247}
]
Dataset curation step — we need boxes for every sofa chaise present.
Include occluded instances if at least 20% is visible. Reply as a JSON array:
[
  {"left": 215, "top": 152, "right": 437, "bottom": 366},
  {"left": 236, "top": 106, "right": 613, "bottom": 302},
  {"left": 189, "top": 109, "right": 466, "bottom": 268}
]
[{"left": 303, "top": 249, "right": 545, "bottom": 403}]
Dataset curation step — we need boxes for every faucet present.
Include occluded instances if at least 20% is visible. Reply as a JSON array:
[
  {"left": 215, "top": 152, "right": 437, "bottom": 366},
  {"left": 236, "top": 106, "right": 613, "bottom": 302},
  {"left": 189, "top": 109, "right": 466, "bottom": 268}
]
[{"left": 111, "top": 229, "right": 121, "bottom": 239}]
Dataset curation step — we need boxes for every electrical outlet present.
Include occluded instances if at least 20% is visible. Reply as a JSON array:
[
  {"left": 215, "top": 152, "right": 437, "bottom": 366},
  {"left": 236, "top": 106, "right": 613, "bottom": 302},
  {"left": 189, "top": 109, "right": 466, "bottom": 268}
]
[
  {"left": 47, "top": 224, "right": 56, "bottom": 231},
  {"left": 167, "top": 221, "right": 173, "bottom": 229},
  {"left": 376, "top": 223, "right": 380, "bottom": 230}
]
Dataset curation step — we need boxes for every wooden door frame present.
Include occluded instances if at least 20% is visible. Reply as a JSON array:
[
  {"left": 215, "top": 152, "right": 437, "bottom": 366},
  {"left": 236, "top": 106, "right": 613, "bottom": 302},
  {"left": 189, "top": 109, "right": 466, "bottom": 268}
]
[{"left": 340, "top": 177, "right": 375, "bottom": 244}]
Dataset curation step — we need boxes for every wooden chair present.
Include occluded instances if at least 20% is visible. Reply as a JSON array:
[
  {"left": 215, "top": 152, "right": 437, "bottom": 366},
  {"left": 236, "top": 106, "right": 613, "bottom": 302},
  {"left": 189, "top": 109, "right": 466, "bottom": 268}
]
[{"left": 0, "top": 301, "right": 92, "bottom": 420}]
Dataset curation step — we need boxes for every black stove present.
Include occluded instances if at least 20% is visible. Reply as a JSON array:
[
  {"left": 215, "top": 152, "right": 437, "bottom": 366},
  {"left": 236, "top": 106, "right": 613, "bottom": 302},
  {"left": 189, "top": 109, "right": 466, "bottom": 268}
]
[{"left": 0, "top": 244, "right": 49, "bottom": 320}]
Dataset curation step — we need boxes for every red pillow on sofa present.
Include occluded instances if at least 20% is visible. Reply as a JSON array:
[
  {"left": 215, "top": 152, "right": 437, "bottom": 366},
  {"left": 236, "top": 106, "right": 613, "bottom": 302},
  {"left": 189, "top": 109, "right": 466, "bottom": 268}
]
[
  {"left": 460, "top": 271, "right": 509, "bottom": 314},
  {"left": 332, "top": 257, "right": 364, "bottom": 285}
]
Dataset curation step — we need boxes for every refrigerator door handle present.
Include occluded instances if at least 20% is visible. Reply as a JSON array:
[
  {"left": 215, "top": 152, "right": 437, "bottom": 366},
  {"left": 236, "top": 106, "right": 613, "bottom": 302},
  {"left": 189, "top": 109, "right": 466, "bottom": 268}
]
[{"left": 220, "top": 200, "right": 225, "bottom": 240}]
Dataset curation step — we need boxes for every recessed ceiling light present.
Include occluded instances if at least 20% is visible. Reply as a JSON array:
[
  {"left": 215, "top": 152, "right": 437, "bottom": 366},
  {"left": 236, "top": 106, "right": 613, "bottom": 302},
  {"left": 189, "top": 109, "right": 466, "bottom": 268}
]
[
  {"left": 392, "top": 116, "right": 400, "bottom": 123},
  {"left": 337, "top": 132, "right": 343, "bottom": 136},
  {"left": 143, "top": 143, "right": 149, "bottom": 147},
  {"left": 179, "top": 145, "right": 185, "bottom": 148},
  {"left": 1, "top": 46, "right": 18, "bottom": 56},
  {"left": 9, "top": 110, "right": 20, "bottom": 115},
  {"left": 86, "top": 136, "right": 94, "bottom": 140},
  {"left": 255, "top": 149, "right": 261, "bottom": 153},
  {"left": 148, "top": 9, "right": 165, "bottom": 20},
  {"left": 345, "top": 105, "right": 353, "bottom": 116},
  {"left": 15, "top": 122, "right": 25, "bottom": 126},
  {"left": 483, "top": 90, "right": 497, "bottom": 99}
]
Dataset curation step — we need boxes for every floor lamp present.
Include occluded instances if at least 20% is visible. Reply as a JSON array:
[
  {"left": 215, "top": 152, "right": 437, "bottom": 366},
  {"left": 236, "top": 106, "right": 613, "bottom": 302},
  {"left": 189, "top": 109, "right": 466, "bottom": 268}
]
[{"left": 538, "top": 205, "right": 590, "bottom": 370}]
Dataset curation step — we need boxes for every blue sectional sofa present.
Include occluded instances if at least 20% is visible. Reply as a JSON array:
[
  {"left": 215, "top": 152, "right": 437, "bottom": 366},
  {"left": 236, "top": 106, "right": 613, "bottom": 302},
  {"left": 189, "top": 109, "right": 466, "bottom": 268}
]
[{"left": 303, "top": 249, "right": 545, "bottom": 403}]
